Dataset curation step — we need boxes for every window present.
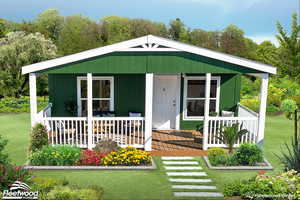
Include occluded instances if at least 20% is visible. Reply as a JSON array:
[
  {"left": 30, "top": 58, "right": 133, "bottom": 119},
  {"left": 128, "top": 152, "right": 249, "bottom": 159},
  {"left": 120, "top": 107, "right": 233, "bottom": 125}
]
[
  {"left": 183, "top": 76, "right": 220, "bottom": 120},
  {"left": 77, "top": 77, "right": 114, "bottom": 116}
]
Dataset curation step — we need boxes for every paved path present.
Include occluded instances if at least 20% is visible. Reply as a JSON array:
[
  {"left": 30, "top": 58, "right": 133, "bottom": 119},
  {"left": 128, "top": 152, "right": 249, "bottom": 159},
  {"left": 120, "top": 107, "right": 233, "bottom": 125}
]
[{"left": 161, "top": 156, "right": 223, "bottom": 199}]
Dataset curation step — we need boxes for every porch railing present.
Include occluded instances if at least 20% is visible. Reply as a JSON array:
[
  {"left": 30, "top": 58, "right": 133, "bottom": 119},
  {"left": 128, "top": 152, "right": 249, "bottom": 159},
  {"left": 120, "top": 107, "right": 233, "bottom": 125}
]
[
  {"left": 206, "top": 104, "right": 259, "bottom": 148},
  {"left": 37, "top": 105, "right": 145, "bottom": 148}
]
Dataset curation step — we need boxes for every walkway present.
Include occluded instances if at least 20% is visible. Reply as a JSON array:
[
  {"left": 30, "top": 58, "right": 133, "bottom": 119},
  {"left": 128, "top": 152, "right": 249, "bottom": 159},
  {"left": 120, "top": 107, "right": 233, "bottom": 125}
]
[{"left": 161, "top": 156, "right": 223, "bottom": 199}]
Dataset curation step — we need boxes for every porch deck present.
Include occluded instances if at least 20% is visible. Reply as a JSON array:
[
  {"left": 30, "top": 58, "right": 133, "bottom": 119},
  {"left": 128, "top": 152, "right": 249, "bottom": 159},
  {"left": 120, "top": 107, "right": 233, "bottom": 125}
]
[{"left": 151, "top": 130, "right": 207, "bottom": 156}]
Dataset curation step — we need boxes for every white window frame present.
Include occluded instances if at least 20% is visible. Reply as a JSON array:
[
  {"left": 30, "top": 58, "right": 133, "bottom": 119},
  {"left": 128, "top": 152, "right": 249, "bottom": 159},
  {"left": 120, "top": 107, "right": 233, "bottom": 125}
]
[
  {"left": 183, "top": 76, "right": 220, "bottom": 120},
  {"left": 77, "top": 76, "right": 114, "bottom": 116}
]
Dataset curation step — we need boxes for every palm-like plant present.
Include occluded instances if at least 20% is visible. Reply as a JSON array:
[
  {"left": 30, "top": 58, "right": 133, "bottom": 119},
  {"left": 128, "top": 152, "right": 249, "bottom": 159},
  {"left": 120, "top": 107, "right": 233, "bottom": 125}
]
[
  {"left": 278, "top": 137, "right": 300, "bottom": 172},
  {"left": 215, "top": 123, "right": 249, "bottom": 153}
]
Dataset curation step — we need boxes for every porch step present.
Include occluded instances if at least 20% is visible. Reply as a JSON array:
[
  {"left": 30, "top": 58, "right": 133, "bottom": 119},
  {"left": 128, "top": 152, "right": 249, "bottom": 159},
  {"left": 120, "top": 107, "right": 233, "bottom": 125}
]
[
  {"left": 164, "top": 166, "right": 202, "bottom": 170},
  {"left": 169, "top": 178, "right": 212, "bottom": 183},
  {"left": 162, "top": 156, "right": 194, "bottom": 160},
  {"left": 174, "top": 192, "right": 223, "bottom": 198},
  {"left": 166, "top": 172, "right": 207, "bottom": 177},
  {"left": 172, "top": 185, "right": 217, "bottom": 190},
  {"left": 163, "top": 161, "right": 198, "bottom": 165}
]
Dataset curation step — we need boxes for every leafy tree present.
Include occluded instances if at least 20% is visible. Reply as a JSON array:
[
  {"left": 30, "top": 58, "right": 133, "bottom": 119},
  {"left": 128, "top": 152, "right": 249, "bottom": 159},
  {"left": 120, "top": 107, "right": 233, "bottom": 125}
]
[
  {"left": 35, "top": 9, "right": 64, "bottom": 43},
  {"left": 256, "top": 41, "right": 279, "bottom": 66},
  {"left": 57, "top": 15, "right": 94, "bottom": 55},
  {"left": 0, "top": 31, "right": 57, "bottom": 97},
  {"left": 129, "top": 19, "right": 168, "bottom": 38},
  {"left": 100, "top": 16, "right": 131, "bottom": 44},
  {"left": 169, "top": 18, "right": 189, "bottom": 42},
  {"left": 220, "top": 24, "right": 246, "bottom": 56},
  {"left": 276, "top": 13, "right": 300, "bottom": 80}
]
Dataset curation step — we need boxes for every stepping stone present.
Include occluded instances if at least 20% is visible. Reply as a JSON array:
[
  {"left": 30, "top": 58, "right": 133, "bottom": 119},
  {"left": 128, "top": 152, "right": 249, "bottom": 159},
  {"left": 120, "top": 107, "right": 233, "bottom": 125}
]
[
  {"left": 172, "top": 185, "right": 217, "bottom": 190},
  {"left": 166, "top": 172, "right": 207, "bottom": 176},
  {"left": 164, "top": 166, "right": 202, "bottom": 170},
  {"left": 174, "top": 192, "right": 223, "bottom": 197},
  {"left": 169, "top": 178, "right": 212, "bottom": 183},
  {"left": 163, "top": 161, "right": 198, "bottom": 165},
  {"left": 162, "top": 156, "right": 194, "bottom": 160}
]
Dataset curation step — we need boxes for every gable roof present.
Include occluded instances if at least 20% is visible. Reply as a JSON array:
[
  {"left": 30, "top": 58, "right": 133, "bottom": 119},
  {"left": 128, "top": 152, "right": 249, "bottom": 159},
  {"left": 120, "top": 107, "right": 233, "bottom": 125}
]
[{"left": 21, "top": 35, "right": 277, "bottom": 74}]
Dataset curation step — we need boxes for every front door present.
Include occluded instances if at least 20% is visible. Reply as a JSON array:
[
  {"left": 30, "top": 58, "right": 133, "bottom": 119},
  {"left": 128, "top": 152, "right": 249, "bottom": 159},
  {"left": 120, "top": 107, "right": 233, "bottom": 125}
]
[{"left": 152, "top": 75, "right": 179, "bottom": 130}]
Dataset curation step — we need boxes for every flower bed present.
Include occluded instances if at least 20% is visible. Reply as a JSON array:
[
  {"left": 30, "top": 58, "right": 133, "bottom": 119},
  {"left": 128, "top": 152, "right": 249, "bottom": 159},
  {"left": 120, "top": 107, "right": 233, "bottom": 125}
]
[
  {"left": 26, "top": 145, "right": 155, "bottom": 170},
  {"left": 224, "top": 170, "right": 299, "bottom": 199},
  {"left": 204, "top": 144, "right": 273, "bottom": 170}
]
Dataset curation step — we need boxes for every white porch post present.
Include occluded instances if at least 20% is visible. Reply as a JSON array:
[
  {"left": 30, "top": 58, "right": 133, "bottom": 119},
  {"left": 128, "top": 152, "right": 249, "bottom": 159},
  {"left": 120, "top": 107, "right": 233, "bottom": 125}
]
[
  {"left": 87, "top": 73, "right": 93, "bottom": 150},
  {"left": 203, "top": 73, "right": 211, "bottom": 150},
  {"left": 145, "top": 73, "right": 153, "bottom": 151},
  {"left": 29, "top": 73, "right": 37, "bottom": 127},
  {"left": 257, "top": 73, "right": 269, "bottom": 144}
]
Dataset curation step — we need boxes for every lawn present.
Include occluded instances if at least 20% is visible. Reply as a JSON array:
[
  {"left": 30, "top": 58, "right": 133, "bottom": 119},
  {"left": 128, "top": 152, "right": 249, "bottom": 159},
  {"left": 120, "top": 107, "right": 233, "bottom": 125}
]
[{"left": 0, "top": 113, "right": 293, "bottom": 199}]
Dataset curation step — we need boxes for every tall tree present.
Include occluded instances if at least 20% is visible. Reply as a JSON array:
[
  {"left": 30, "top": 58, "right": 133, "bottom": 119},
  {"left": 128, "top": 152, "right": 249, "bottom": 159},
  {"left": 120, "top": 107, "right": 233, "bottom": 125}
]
[
  {"left": 256, "top": 41, "right": 279, "bottom": 66},
  {"left": 0, "top": 32, "right": 57, "bottom": 97},
  {"left": 57, "top": 15, "right": 93, "bottom": 55},
  {"left": 220, "top": 24, "right": 246, "bottom": 56},
  {"left": 169, "top": 18, "right": 189, "bottom": 42},
  {"left": 276, "top": 13, "right": 300, "bottom": 80},
  {"left": 35, "top": 9, "right": 64, "bottom": 43}
]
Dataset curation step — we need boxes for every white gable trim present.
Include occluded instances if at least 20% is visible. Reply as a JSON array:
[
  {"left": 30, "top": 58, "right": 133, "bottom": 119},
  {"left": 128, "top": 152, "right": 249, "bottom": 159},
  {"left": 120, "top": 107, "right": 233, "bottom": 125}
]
[{"left": 21, "top": 35, "right": 277, "bottom": 75}]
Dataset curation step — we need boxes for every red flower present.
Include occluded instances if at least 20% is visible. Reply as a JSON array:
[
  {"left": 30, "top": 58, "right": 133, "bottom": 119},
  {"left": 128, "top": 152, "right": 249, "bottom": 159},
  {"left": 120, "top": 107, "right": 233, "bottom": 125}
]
[
  {"left": 77, "top": 150, "right": 107, "bottom": 166},
  {"left": 258, "top": 170, "right": 266, "bottom": 175}
]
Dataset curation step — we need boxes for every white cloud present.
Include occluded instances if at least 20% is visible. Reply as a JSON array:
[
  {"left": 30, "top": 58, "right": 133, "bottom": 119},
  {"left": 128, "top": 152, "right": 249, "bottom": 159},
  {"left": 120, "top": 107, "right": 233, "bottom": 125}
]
[
  {"left": 247, "top": 34, "right": 279, "bottom": 47},
  {"left": 166, "top": 0, "right": 263, "bottom": 12}
]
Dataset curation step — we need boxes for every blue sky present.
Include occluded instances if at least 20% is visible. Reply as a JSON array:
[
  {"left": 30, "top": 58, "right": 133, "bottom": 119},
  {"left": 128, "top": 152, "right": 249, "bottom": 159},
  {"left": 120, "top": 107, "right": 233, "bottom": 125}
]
[{"left": 0, "top": 0, "right": 298, "bottom": 45}]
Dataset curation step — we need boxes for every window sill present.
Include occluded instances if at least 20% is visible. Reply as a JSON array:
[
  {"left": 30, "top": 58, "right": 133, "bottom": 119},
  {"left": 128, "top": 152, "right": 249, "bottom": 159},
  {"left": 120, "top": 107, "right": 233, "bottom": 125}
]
[{"left": 182, "top": 117, "right": 204, "bottom": 121}]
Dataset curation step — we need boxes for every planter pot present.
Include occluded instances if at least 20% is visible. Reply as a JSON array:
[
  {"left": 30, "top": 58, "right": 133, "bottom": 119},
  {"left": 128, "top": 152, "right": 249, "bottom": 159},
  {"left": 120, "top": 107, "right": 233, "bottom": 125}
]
[{"left": 225, "top": 197, "right": 243, "bottom": 200}]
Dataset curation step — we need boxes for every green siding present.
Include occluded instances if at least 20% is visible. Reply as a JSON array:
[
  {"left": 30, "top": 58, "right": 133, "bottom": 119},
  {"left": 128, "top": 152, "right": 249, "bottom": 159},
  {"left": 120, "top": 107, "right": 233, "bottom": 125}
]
[
  {"left": 179, "top": 74, "right": 241, "bottom": 130},
  {"left": 42, "top": 52, "right": 260, "bottom": 74},
  {"left": 49, "top": 74, "right": 77, "bottom": 117},
  {"left": 49, "top": 74, "right": 145, "bottom": 117},
  {"left": 114, "top": 74, "right": 145, "bottom": 116}
]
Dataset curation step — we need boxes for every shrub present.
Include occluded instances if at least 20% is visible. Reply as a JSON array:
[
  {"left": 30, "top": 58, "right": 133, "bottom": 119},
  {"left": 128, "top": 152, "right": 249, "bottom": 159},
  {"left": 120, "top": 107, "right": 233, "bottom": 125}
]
[
  {"left": 93, "top": 139, "right": 119, "bottom": 154},
  {"left": 29, "top": 123, "right": 49, "bottom": 152},
  {"left": 47, "top": 185, "right": 103, "bottom": 200},
  {"left": 0, "top": 96, "right": 48, "bottom": 113},
  {"left": 0, "top": 165, "right": 32, "bottom": 190},
  {"left": 102, "top": 146, "right": 151, "bottom": 166},
  {"left": 32, "top": 177, "right": 69, "bottom": 193},
  {"left": 0, "top": 134, "right": 9, "bottom": 165},
  {"left": 77, "top": 150, "right": 107, "bottom": 166},
  {"left": 29, "top": 145, "right": 81, "bottom": 166},
  {"left": 208, "top": 147, "right": 228, "bottom": 157},
  {"left": 224, "top": 170, "right": 300, "bottom": 199},
  {"left": 235, "top": 143, "right": 263, "bottom": 165},
  {"left": 209, "top": 153, "right": 238, "bottom": 166}
]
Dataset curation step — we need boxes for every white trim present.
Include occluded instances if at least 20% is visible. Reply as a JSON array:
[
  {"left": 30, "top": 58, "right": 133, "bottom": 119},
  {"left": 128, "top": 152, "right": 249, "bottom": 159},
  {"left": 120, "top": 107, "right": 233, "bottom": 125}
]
[
  {"left": 87, "top": 73, "right": 93, "bottom": 150},
  {"left": 258, "top": 73, "right": 269, "bottom": 143},
  {"left": 182, "top": 76, "right": 220, "bottom": 121},
  {"left": 77, "top": 76, "right": 114, "bottom": 116},
  {"left": 21, "top": 35, "right": 276, "bottom": 75},
  {"left": 118, "top": 48, "right": 180, "bottom": 52},
  {"left": 145, "top": 73, "right": 153, "bottom": 151},
  {"left": 29, "top": 73, "right": 37, "bottom": 127},
  {"left": 175, "top": 74, "right": 181, "bottom": 130},
  {"left": 203, "top": 73, "right": 211, "bottom": 150}
]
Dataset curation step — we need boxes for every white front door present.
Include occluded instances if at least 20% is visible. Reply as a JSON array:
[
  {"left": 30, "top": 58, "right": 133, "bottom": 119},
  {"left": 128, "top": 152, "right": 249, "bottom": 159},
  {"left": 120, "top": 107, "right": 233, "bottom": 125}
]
[{"left": 152, "top": 75, "right": 179, "bottom": 130}]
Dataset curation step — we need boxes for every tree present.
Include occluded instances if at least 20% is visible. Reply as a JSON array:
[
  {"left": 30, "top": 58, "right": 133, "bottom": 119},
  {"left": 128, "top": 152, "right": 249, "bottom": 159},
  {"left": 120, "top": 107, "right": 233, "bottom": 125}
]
[
  {"left": 0, "top": 31, "right": 57, "bottom": 97},
  {"left": 34, "top": 9, "right": 64, "bottom": 43},
  {"left": 100, "top": 16, "right": 131, "bottom": 44},
  {"left": 169, "top": 18, "right": 189, "bottom": 42},
  {"left": 57, "top": 15, "right": 94, "bottom": 55},
  {"left": 220, "top": 24, "right": 246, "bottom": 56},
  {"left": 256, "top": 41, "right": 279, "bottom": 66},
  {"left": 129, "top": 19, "right": 168, "bottom": 38},
  {"left": 276, "top": 13, "right": 300, "bottom": 80}
]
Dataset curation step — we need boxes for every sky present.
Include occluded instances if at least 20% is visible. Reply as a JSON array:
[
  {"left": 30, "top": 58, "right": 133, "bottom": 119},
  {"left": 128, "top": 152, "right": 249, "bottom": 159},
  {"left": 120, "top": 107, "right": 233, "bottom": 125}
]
[{"left": 0, "top": 0, "right": 298, "bottom": 46}]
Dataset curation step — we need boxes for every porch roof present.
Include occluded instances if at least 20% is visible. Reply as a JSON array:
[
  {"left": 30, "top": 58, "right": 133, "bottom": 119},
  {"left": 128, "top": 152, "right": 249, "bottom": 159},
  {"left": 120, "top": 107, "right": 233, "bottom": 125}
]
[{"left": 21, "top": 35, "right": 277, "bottom": 75}]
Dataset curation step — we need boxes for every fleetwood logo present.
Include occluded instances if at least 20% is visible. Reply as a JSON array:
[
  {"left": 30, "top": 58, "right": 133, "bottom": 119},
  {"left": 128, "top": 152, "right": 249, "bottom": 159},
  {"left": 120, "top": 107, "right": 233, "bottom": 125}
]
[{"left": 2, "top": 181, "right": 38, "bottom": 199}]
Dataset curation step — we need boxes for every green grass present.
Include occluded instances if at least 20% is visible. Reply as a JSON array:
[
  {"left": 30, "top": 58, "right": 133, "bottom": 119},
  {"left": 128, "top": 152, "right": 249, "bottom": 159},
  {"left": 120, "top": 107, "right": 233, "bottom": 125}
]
[{"left": 0, "top": 113, "right": 294, "bottom": 199}]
